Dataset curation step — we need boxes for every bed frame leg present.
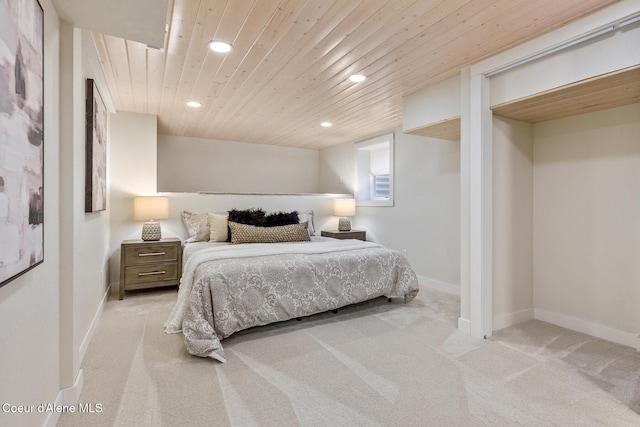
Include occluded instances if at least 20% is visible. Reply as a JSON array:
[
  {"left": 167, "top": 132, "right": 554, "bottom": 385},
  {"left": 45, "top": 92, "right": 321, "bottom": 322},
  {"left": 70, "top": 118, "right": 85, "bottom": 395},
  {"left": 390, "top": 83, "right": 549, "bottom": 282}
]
[{"left": 388, "top": 298, "right": 392, "bottom": 303}]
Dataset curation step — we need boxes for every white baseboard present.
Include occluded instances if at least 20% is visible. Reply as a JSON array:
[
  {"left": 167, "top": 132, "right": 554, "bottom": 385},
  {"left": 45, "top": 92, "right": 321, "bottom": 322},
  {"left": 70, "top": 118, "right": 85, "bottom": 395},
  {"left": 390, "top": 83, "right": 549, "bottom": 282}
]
[
  {"left": 493, "top": 308, "right": 534, "bottom": 331},
  {"left": 534, "top": 308, "right": 639, "bottom": 351},
  {"left": 79, "top": 284, "right": 111, "bottom": 363},
  {"left": 458, "top": 317, "right": 471, "bottom": 334},
  {"left": 43, "top": 370, "right": 83, "bottom": 427},
  {"left": 418, "top": 275, "right": 460, "bottom": 296},
  {"left": 44, "top": 284, "right": 109, "bottom": 426}
]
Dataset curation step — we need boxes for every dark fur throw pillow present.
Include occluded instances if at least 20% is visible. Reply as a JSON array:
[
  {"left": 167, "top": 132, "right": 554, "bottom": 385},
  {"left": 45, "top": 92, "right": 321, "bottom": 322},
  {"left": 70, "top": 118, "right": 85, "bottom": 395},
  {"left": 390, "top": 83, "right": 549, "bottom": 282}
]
[
  {"left": 228, "top": 208, "right": 267, "bottom": 226},
  {"left": 264, "top": 211, "right": 299, "bottom": 227}
]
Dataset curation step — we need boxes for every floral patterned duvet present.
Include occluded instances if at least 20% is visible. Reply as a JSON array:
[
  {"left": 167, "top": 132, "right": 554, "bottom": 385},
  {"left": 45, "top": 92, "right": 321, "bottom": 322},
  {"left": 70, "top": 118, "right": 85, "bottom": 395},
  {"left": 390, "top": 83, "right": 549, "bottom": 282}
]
[{"left": 165, "top": 237, "right": 419, "bottom": 362}]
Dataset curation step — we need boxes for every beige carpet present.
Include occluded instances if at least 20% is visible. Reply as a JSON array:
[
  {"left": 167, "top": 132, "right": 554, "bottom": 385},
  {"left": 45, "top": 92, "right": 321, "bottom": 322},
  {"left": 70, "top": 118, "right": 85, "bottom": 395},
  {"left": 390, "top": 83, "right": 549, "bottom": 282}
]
[{"left": 58, "top": 286, "right": 639, "bottom": 427}]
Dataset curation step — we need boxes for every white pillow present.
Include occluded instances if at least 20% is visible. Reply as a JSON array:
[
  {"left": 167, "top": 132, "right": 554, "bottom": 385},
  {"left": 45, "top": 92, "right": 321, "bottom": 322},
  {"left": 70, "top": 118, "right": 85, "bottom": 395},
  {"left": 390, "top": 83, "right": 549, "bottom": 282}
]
[
  {"left": 297, "top": 210, "right": 315, "bottom": 236},
  {"left": 208, "top": 212, "right": 229, "bottom": 242}
]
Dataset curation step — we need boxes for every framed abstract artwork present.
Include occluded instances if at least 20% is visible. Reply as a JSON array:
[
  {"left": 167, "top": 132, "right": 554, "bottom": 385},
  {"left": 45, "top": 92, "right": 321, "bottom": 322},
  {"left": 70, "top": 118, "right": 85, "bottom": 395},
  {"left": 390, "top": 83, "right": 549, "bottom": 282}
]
[
  {"left": 85, "top": 78, "right": 107, "bottom": 212},
  {"left": 0, "top": 0, "right": 44, "bottom": 287}
]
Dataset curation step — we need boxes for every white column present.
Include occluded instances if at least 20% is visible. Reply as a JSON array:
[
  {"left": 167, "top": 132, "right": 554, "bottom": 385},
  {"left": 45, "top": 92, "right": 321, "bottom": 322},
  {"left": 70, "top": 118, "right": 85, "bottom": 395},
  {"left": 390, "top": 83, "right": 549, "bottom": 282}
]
[
  {"left": 458, "top": 68, "right": 471, "bottom": 333},
  {"left": 468, "top": 72, "right": 493, "bottom": 339},
  {"left": 58, "top": 21, "right": 82, "bottom": 389}
]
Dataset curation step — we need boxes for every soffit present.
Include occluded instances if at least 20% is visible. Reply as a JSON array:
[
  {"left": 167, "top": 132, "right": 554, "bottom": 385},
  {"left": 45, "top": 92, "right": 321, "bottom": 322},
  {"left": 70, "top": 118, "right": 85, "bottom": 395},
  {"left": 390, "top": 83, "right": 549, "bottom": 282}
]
[{"left": 52, "top": 0, "right": 168, "bottom": 49}]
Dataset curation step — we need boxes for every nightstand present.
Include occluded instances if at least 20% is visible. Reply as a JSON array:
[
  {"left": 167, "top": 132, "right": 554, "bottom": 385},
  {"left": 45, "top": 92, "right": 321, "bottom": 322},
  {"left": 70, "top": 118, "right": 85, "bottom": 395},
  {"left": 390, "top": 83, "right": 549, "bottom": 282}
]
[
  {"left": 321, "top": 230, "right": 366, "bottom": 241},
  {"left": 119, "top": 237, "right": 182, "bottom": 300}
]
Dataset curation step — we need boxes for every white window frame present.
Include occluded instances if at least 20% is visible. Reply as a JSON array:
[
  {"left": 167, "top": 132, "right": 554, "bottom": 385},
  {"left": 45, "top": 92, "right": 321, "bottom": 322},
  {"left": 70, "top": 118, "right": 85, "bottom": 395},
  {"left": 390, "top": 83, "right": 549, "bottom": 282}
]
[{"left": 354, "top": 133, "right": 394, "bottom": 207}]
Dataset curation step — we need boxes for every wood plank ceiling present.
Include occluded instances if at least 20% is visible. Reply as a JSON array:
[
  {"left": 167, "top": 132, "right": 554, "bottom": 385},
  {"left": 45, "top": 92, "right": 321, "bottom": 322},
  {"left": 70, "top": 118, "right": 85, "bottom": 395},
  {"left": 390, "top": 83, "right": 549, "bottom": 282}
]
[{"left": 92, "top": 0, "right": 620, "bottom": 150}]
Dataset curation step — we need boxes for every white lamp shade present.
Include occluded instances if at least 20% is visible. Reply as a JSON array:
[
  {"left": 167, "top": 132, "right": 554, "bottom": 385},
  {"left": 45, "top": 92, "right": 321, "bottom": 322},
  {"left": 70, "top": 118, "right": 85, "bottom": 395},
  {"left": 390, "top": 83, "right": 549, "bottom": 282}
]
[
  {"left": 333, "top": 199, "right": 356, "bottom": 217},
  {"left": 133, "top": 196, "right": 169, "bottom": 220}
]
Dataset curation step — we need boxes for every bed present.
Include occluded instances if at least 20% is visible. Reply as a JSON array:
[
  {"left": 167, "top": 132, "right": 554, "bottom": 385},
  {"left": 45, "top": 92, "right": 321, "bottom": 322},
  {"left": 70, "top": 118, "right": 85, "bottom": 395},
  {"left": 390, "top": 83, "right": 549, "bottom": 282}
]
[{"left": 164, "top": 209, "right": 419, "bottom": 362}]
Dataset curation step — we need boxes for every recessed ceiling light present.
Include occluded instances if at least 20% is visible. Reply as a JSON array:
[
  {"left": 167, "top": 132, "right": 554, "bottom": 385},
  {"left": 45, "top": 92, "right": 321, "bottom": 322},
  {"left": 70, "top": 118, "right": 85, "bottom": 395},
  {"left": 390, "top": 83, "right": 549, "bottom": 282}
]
[
  {"left": 208, "top": 40, "right": 232, "bottom": 53},
  {"left": 348, "top": 74, "right": 366, "bottom": 83},
  {"left": 321, "top": 122, "right": 332, "bottom": 127},
  {"left": 186, "top": 101, "right": 201, "bottom": 108}
]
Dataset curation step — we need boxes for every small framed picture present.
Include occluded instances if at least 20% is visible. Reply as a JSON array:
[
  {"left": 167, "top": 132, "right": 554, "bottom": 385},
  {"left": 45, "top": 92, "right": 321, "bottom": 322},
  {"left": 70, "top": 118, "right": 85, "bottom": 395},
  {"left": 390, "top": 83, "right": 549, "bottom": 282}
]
[{"left": 85, "top": 78, "right": 108, "bottom": 213}]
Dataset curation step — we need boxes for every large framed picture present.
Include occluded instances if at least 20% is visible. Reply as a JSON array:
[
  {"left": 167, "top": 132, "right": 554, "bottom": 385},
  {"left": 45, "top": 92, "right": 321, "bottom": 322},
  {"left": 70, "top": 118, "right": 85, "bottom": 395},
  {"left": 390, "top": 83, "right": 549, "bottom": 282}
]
[
  {"left": 0, "top": 0, "right": 44, "bottom": 287},
  {"left": 85, "top": 78, "right": 107, "bottom": 212}
]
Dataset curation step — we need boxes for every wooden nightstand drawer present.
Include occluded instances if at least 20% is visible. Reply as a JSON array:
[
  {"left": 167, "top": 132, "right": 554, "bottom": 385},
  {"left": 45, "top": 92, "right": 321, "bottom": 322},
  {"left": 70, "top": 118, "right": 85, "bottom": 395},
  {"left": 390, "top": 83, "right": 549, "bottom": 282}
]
[
  {"left": 124, "top": 263, "right": 179, "bottom": 286},
  {"left": 321, "top": 230, "right": 366, "bottom": 241},
  {"left": 123, "top": 243, "right": 178, "bottom": 265},
  {"left": 119, "top": 238, "right": 182, "bottom": 300}
]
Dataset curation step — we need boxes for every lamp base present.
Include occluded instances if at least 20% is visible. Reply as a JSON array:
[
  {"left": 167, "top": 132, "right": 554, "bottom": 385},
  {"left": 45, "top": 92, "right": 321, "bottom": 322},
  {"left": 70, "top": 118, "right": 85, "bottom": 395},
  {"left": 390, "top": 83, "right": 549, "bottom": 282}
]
[
  {"left": 141, "top": 221, "right": 162, "bottom": 241},
  {"left": 338, "top": 217, "right": 351, "bottom": 232}
]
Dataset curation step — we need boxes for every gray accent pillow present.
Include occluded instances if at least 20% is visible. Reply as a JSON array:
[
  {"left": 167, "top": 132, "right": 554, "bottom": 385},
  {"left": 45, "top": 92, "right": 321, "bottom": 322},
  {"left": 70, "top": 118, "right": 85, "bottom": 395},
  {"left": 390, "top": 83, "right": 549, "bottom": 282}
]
[{"left": 181, "top": 211, "right": 210, "bottom": 242}]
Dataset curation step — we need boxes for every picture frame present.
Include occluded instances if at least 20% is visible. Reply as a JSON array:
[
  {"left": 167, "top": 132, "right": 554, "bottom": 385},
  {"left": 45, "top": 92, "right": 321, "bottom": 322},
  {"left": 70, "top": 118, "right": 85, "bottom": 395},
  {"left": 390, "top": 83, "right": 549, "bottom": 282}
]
[
  {"left": 0, "top": 0, "right": 45, "bottom": 287},
  {"left": 85, "top": 78, "right": 108, "bottom": 212}
]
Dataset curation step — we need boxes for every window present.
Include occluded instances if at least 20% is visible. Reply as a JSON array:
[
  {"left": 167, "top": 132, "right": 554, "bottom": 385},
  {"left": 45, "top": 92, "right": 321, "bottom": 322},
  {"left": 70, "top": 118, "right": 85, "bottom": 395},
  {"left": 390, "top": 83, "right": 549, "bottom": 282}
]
[
  {"left": 372, "top": 175, "right": 390, "bottom": 199},
  {"left": 355, "top": 133, "right": 394, "bottom": 206}
]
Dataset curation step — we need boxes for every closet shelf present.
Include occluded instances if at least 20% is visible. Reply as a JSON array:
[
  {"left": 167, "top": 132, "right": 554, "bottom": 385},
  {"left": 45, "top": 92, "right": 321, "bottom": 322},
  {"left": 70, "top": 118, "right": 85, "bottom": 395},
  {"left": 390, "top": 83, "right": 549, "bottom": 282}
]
[
  {"left": 403, "top": 116, "right": 461, "bottom": 141},
  {"left": 491, "top": 65, "right": 640, "bottom": 123}
]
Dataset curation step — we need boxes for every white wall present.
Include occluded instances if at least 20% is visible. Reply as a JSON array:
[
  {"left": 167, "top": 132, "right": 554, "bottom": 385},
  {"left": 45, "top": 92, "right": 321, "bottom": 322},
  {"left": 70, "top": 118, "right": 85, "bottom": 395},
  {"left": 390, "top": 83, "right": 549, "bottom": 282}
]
[
  {"left": 109, "top": 112, "right": 159, "bottom": 288},
  {"left": 533, "top": 103, "right": 640, "bottom": 340},
  {"left": 57, "top": 22, "right": 112, "bottom": 405},
  {"left": 403, "top": 75, "right": 461, "bottom": 132},
  {"left": 157, "top": 134, "right": 321, "bottom": 194},
  {"left": 492, "top": 117, "right": 534, "bottom": 330},
  {"left": 0, "top": 1, "right": 61, "bottom": 426},
  {"left": 320, "top": 128, "right": 461, "bottom": 290},
  {"left": 319, "top": 141, "right": 353, "bottom": 195}
]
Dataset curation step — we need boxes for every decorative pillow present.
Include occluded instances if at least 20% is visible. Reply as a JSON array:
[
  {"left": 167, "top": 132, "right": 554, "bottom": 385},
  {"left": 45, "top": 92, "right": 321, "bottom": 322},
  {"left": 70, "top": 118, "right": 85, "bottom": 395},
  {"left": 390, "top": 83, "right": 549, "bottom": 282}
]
[
  {"left": 227, "top": 208, "right": 301, "bottom": 240},
  {"left": 208, "top": 212, "right": 229, "bottom": 242},
  {"left": 297, "top": 210, "right": 315, "bottom": 236},
  {"left": 264, "top": 210, "right": 299, "bottom": 227},
  {"left": 181, "top": 211, "right": 210, "bottom": 243},
  {"left": 228, "top": 221, "right": 310, "bottom": 244},
  {"left": 228, "top": 208, "right": 300, "bottom": 227},
  {"left": 228, "top": 208, "right": 267, "bottom": 226}
]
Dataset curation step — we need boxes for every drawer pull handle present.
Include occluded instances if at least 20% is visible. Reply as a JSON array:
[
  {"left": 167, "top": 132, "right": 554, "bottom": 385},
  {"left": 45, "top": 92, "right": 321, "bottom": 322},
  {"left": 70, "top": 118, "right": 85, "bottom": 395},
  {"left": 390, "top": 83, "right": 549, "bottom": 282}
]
[
  {"left": 138, "top": 252, "right": 166, "bottom": 257},
  {"left": 138, "top": 271, "right": 166, "bottom": 277}
]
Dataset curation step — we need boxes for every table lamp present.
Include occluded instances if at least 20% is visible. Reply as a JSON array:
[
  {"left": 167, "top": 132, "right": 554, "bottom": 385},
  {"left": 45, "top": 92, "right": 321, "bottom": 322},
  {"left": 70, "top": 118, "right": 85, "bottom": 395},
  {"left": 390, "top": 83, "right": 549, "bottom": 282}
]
[
  {"left": 133, "top": 196, "right": 169, "bottom": 241},
  {"left": 333, "top": 198, "right": 356, "bottom": 231}
]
